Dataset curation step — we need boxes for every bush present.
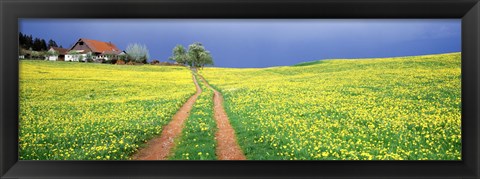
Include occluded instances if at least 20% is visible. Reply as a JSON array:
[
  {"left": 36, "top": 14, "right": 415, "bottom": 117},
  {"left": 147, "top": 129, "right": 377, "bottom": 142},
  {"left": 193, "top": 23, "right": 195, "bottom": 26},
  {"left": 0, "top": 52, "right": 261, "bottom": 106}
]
[
  {"left": 102, "top": 59, "right": 118, "bottom": 64},
  {"left": 95, "top": 58, "right": 105, "bottom": 63}
]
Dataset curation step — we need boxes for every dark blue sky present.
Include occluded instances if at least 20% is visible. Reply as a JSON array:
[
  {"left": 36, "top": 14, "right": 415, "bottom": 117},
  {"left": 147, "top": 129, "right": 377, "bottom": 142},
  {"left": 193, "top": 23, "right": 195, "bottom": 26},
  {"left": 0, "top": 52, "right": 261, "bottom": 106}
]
[{"left": 19, "top": 19, "right": 461, "bottom": 68}]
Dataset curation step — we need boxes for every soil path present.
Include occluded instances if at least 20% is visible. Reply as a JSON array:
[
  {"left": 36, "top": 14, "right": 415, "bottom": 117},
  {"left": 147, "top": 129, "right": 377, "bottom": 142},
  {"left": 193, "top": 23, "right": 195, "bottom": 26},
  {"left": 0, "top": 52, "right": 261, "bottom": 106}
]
[
  {"left": 198, "top": 75, "right": 246, "bottom": 160},
  {"left": 132, "top": 74, "right": 202, "bottom": 160}
]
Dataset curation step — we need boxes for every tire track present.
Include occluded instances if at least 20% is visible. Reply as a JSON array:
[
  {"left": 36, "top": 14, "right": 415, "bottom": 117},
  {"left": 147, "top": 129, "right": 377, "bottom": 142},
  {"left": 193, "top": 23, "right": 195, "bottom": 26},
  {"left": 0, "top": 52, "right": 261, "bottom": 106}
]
[
  {"left": 132, "top": 74, "right": 202, "bottom": 160},
  {"left": 198, "top": 74, "right": 246, "bottom": 160}
]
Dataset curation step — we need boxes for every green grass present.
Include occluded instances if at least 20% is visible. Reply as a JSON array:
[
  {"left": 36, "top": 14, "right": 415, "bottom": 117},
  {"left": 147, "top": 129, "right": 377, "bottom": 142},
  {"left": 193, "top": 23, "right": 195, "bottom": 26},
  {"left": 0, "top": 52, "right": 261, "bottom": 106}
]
[
  {"left": 20, "top": 52, "right": 463, "bottom": 161},
  {"left": 169, "top": 73, "right": 217, "bottom": 160},
  {"left": 200, "top": 52, "right": 462, "bottom": 160},
  {"left": 19, "top": 60, "right": 196, "bottom": 160}
]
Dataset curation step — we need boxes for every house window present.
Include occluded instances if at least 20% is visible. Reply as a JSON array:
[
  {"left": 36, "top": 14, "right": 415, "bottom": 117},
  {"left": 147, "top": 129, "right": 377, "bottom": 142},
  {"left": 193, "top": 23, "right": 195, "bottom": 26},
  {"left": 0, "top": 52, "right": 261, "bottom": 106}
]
[{"left": 79, "top": 42, "right": 84, "bottom": 45}]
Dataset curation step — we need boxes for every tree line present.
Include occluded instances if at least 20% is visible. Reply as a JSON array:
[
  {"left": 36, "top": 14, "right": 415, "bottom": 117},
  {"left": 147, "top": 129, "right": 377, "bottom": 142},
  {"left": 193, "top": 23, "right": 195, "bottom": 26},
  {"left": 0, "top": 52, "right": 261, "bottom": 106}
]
[{"left": 19, "top": 32, "right": 62, "bottom": 51}]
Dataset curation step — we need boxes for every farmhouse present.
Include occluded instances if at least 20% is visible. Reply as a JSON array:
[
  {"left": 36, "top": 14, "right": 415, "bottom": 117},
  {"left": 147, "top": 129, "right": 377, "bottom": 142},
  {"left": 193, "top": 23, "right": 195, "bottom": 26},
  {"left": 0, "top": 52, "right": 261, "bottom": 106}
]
[
  {"left": 46, "top": 47, "right": 69, "bottom": 61},
  {"left": 65, "top": 38, "right": 126, "bottom": 62}
]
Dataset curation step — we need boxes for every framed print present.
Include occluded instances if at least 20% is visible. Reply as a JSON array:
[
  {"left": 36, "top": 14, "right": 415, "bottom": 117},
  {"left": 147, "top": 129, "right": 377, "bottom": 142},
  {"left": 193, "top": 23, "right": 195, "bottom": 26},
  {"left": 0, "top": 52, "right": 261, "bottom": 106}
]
[{"left": 1, "top": 0, "right": 479, "bottom": 178}]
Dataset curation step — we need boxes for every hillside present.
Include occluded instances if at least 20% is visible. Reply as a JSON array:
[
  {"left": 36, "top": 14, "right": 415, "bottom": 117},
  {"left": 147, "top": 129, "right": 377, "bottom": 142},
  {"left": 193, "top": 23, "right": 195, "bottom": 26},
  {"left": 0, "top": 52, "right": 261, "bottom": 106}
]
[
  {"left": 200, "top": 52, "right": 461, "bottom": 160},
  {"left": 18, "top": 52, "right": 462, "bottom": 160}
]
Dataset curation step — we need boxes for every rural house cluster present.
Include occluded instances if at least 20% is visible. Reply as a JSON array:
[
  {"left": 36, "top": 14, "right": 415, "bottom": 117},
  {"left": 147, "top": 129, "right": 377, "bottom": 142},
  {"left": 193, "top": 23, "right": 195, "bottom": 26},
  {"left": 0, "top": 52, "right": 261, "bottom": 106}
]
[{"left": 45, "top": 38, "right": 126, "bottom": 62}]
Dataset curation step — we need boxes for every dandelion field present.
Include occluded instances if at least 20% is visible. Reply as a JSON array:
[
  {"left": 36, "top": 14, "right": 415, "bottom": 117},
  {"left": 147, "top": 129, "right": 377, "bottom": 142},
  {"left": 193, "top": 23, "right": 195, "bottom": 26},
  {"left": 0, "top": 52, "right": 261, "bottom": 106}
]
[
  {"left": 19, "top": 61, "right": 196, "bottom": 160},
  {"left": 200, "top": 53, "right": 462, "bottom": 160},
  {"left": 19, "top": 52, "right": 461, "bottom": 160}
]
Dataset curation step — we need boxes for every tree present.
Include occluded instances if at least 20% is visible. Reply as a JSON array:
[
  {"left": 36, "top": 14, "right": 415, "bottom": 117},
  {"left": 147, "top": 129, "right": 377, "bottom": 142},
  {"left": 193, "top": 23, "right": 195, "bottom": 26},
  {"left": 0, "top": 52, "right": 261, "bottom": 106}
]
[
  {"left": 19, "top": 33, "right": 62, "bottom": 51},
  {"left": 169, "top": 45, "right": 188, "bottom": 65},
  {"left": 118, "top": 54, "right": 127, "bottom": 61},
  {"left": 199, "top": 51, "right": 214, "bottom": 69},
  {"left": 40, "top": 39, "right": 48, "bottom": 51},
  {"left": 85, "top": 52, "right": 94, "bottom": 63},
  {"left": 33, "top": 38, "right": 42, "bottom": 51},
  {"left": 48, "top": 39, "right": 58, "bottom": 48},
  {"left": 30, "top": 50, "right": 46, "bottom": 59},
  {"left": 187, "top": 42, "right": 214, "bottom": 69},
  {"left": 46, "top": 49, "right": 59, "bottom": 56},
  {"left": 125, "top": 43, "right": 150, "bottom": 63},
  {"left": 18, "top": 32, "right": 31, "bottom": 49},
  {"left": 19, "top": 32, "right": 25, "bottom": 48},
  {"left": 30, "top": 37, "right": 48, "bottom": 51},
  {"left": 26, "top": 35, "right": 33, "bottom": 50}
]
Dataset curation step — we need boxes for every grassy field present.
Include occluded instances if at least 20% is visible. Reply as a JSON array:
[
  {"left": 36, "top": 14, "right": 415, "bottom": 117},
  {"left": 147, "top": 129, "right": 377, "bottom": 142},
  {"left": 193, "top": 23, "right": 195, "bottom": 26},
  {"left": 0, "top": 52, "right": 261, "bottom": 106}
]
[
  {"left": 19, "top": 61, "right": 196, "bottom": 160},
  {"left": 200, "top": 53, "right": 462, "bottom": 160},
  {"left": 170, "top": 73, "right": 217, "bottom": 160},
  {"left": 20, "top": 52, "right": 462, "bottom": 160}
]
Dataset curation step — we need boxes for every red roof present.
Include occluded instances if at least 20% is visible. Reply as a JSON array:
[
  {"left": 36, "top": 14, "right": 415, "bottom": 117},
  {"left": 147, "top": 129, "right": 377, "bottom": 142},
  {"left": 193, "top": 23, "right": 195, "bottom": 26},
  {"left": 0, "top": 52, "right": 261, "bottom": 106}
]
[{"left": 78, "top": 38, "right": 120, "bottom": 53}]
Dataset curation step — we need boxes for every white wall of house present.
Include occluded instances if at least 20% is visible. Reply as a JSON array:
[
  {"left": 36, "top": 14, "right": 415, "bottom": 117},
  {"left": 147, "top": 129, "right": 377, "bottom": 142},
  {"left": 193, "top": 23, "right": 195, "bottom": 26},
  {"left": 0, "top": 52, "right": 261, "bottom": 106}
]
[
  {"left": 94, "top": 55, "right": 111, "bottom": 61},
  {"left": 46, "top": 48, "right": 59, "bottom": 61},
  {"left": 47, "top": 56, "right": 58, "bottom": 61},
  {"left": 93, "top": 55, "right": 123, "bottom": 61},
  {"left": 65, "top": 54, "right": 87, "bottom": 62},
  {"left": 65, "top": 54, "right": 114, "bottom": 61}
]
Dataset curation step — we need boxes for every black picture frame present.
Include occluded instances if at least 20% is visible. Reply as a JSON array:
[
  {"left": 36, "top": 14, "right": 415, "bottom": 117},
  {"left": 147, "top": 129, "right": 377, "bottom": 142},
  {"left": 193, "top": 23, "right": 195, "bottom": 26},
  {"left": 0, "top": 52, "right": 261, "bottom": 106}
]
[{"left": 1, "top": 0, "right": 479, "bottom": 178}]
